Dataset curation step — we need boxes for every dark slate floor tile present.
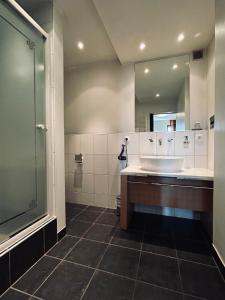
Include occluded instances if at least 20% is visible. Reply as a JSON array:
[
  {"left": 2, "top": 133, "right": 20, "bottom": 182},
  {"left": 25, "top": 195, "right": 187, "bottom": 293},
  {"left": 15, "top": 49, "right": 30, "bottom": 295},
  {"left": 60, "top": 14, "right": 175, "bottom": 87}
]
[
  {"left": 66, "top": 208, "right": 82, "bottom": 220},
  {"left": 96, "top": 212, "right": 119, "bottom": 226},
  {"left": 138, "top": 252, "right": 182, "bottom": 292},
  {"left": 111, "top": 229, "right": 142, "bottom": 250},
  {"left": 183, "top": 295, "right": 206, "bottom": 300},
  {"left": 176, "top": 238, "right": 214, "bottom": 266},
  {"left": 99, "top": 245, "right": 139, "bottom": 279},
  {"left": 145, "top": 215, "right": 173, "bottom": 237},
  {"left": 82, "top": 270, "right": 134, "bottom": 300},
  {"left": 35, "top": 261, "right": 94, "bottom": 300},
  {"left": 180, "top": 260, "right": 225, "bottom": 300},
  {"left": 65, "top": 239, "right": 107, "bottom": 268},
  {"left": 105, "top": 208, "right": 116, "bottom": 213},
  {"left": 133, "top": 281, "right": 183, "bottom": 300},
  {"left": 85, "top": 206, "right": 105, "bottom": 213},
  {"left": 143, "top": 233, "right": 177, "bottom": 258},
  {"left": 66, "top": 203, "right": 87, "bottom": 210},
  {"left": 47, "top": 236, "right": 79, "bottom": 259},
  {"left": 13, "top": 256, "right": 60, "bottom": 294},
  {"left": 173, "top": 219, "right": 206, "bottom": 242},
  {"left": 84, "top": 224, "right": 116, "bottom": 243},
  {"left": 76, "top": 211, "right": 100, "bottom": 223},
  {"left": 67, "top": 220, "right": 92, "bottom": 237},
  {"left": 0, "top": 289, "right": 31, "bottom": 300}
]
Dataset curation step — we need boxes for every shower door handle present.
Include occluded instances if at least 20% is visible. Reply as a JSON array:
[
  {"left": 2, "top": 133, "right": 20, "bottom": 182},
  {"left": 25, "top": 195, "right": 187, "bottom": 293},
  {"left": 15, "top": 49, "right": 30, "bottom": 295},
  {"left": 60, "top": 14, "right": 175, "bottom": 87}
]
[{"left": 36, "top": 124, "right": 48, "bottom": 132}]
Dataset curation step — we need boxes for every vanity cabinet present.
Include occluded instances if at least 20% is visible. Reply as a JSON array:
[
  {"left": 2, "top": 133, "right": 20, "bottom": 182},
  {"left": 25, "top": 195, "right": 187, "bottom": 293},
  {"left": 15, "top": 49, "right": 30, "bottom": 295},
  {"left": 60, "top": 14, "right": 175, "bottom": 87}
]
[{"left": 120, "top": 175, "right": 213, "bottom": 234}]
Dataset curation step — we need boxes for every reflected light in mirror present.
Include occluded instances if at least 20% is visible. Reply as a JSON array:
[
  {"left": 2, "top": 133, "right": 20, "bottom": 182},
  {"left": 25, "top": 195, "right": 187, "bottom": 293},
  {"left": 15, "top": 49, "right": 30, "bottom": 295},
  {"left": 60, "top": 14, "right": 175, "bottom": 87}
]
[
  {"left": 194, "top": 32, "right": 201, "bottom": 38},
  {"left": 177, "top": 33, "right": 185, "bottom": 42},
  {"left": 172, "top": 64, "right": 178, "bottom": 70},
  {"left": 77, "top": 41, "right": 84, "bottom": 50},
  {"left": 139, "top": 42, "right": 146, "bottom": 51},
  {"left": 144, "top": 68, "right": 149, "bottom": 74},
  {"left": 155, "top": 93, "right": 160, "bottom": 98}
]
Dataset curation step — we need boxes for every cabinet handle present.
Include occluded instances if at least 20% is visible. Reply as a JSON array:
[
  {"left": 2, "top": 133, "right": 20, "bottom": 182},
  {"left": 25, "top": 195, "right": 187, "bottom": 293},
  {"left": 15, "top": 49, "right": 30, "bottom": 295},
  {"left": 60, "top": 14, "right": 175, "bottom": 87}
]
[{"left": 128, "top": 181, "right": 213, "bottom": 190}]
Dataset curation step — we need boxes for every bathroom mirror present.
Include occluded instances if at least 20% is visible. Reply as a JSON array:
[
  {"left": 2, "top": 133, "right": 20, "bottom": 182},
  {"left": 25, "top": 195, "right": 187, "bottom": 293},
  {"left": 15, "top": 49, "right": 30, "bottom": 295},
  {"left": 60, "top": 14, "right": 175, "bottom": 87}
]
[{"left": 135, "top": 55, "right": 190, "bottom": 132}]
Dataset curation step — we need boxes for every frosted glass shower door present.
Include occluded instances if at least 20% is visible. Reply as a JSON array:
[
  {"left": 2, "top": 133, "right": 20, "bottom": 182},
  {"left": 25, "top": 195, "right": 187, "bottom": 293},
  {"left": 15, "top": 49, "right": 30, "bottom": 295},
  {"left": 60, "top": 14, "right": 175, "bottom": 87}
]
[{"left": 0, "top": 10, "right": 46, "bottom": 228}]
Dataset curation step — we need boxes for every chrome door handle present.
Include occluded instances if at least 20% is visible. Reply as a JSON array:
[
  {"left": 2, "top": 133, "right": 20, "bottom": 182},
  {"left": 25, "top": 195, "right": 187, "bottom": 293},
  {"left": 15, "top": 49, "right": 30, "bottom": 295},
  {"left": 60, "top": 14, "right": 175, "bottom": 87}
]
[{"left": 36, "top": 124, "right": 48, "bottom": 131}]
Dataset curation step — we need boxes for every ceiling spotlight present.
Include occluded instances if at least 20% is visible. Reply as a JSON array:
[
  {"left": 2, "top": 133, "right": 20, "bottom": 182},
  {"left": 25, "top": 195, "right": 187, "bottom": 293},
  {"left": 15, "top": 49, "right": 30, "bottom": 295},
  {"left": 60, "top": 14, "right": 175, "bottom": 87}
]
[
  {"left": 155, "top": 93, "right": 160, "bottom": 98},
  {"left": 139, "top": 42, "right": 146, "bottom": 51},
  {"left": 194, "top": 32, "right": 201, "bottom": 38},
  {"left": 77, "top": 41, "right": 84, "bottom": 50},
  {"left": 177, "top": 33, "right": 185, "bottom": 42},
  {"left": 144, "top": 68, "right": 149, "bottom": 74},
  {"left": 172, "top": 64, "right": 178, "bottom": 70}
]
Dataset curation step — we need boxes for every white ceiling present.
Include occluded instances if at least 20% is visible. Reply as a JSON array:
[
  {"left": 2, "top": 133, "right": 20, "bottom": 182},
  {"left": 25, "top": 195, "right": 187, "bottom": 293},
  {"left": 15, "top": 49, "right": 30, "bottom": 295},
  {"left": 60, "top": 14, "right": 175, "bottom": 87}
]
[
  {"left": 93, "top": 0, "right": 214, "bottom": 65},
  {"left": 54, "top": 0, "right": 214, "bottom": 68},
  {"left": 56, "top": 0, "right": 117, "bottom": 68},
  {"left": 135, "top": 55, "right": 189, "bottom": 104}
]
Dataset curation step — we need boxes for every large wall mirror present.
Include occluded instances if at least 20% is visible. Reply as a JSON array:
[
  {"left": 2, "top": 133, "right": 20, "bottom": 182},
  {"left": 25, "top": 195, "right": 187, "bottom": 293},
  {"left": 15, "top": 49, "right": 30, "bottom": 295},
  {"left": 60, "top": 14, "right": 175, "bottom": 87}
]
[{"left": 135, "top": 55, "right": 190, "bottom": 132}]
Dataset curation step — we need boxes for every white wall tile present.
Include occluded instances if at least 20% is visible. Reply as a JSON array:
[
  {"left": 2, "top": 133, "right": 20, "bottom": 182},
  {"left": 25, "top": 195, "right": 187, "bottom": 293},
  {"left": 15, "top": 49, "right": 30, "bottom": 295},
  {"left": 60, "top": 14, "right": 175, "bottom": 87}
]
[
  {"left": 108, "top": 195, "right": 117, "bottom": 209},
  {"left": 81, "top": 193, "right": 94, "bottom": 205},
  {"left": 65, "top": 154, "right": 69, "bottom": 173},
  {"left": 82, "top": 174, "right": 94, "bottom": 194},
  {"left": 175, "top": 131, "right": 194, "bottom": 156},
  {"left": 94, "top": 194, "right": 108, "bottom": 207},
  {"left": 94, "top": 134, "right": 108, "bottom": 154},
  {"left": 94, "top": 155, "right": 108, "bottom": 174},
  {"left": 66, "top": 191, "right": 81, "bottom": 204},
  {"left": 65, "top": 135, "right": 69, "bottom": 154},
  {"left": 108, "top": 175, "right": 120, "bottom": 196},
  {"left": 108, "top": 155, "right": 120, "bottom": 175},
  {"left": 124, "top": 133, "right": 139, "bottom": 155},
  {"left": 195, "top": 156, "right": 208, "bottom": 168},
  {"left": 108, "top": 133, "right": 123, "bottom": 155},
  {"left": 183, "top": 156, "right": 195, "bottom": 169},
  {"left": 82, "top": 155, "right": 94, "bottom": 173},
  {"left": 194, "top": 130, "right": 208, "bottom": 156},
  {"left": 81, "top": 134, "right": 93, "bottom": 154},
  {"left": 68, "top": 154, "right": 76, "bottom": 173},
  {"left": 69, "top": 134, "right": 81, "bottom": 154},
  {"left": 156, "top": 132, "right": 175, "bottom": 156},
  {"left": 94, "top": 175, "right": 109, "bottom": 194},
  {"left": 128, "top": 155, "right": 140, "bottom": 166},
  {"left": 140, "top": 132, "right": 157, "bottom": 155}
]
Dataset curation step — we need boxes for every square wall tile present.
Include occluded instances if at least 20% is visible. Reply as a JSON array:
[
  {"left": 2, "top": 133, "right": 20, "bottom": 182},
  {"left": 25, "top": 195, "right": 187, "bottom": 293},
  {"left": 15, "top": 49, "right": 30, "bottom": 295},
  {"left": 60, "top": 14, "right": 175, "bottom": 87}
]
[
  {"left": 124, "top": 133, "right": 140, "bottom": 155},
  {"left": 94, "top": 155, "right": 108, "bottom": 174},
  {"left": 108, "top": 133, "right": 123, "bottom": 155},
  {"left": 175, "top": 131, "right": 194, "bottom": 156},
  {"left": 68, "top": 173, "right": 82, "bottom": 193},
  {"left": 140, "top": 132, "right": 157, "bottom": 155},
  {"left": 156, "top": 132, "right": 175, "bottom": 156},
  {"left": 128, "top": 155, "right": 139, "bottom": 166},
  {"left": 94, "top": 175, "right": 109, "bottom": 195},
  {"left": 94, "top": 194, "right": 108, "bottom": 207},
  {"left": 81, "top": 193, "right": 94, "bottom": 205},
  {"left": 65, "top": 154, "right": 69, "bottom": 173},
  {"left": 69, "top": 135, "right": 81, "bottom": 154},
  {"left": 108, "top": 195, "right": 117, "bottom": 209},
  {"left": 65, "top": 135, "right": 69, "bottom": 154},
  {"left": 82, "top": 174, "right": 94, "bottom": 194},
  {"left": 68, "top": 154, "right": 76, "bottom": 173},
  {"left": 183, "top": 156, "right": 195, "bottom": 169},
  {"left": 82, "top": 155, "right": 94, "bottom": 174},
  {"left": 81, "top": 134, "right": 93, "bottom": 154},
  {"left": 108, "top": 155, "right": 121, "bottom": 175},
  {"left": 94, "top": 134, "right": 108, "bottom": 154},
  {"left": 195, "top": 130, "right": 208, "bottom": 156},
  {"left": 195, "top": 156, "right": 208, "bottom": 168},
  {"left": 66, "top": 191, "right": 81, "bottom": 204},
  {"left": 108, "top": 175, "right": 120, "bottom": 196}
]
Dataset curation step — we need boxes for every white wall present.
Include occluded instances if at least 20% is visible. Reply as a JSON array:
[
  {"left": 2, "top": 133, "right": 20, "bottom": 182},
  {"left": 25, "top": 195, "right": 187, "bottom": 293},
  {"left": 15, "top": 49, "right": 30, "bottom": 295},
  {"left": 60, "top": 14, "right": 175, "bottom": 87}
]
[
  {"left": 64, "top": 61, "right": 135, "bottom": 134},
  {"left": 206, "top": 38, "right": 215, "bottom": 170},
  {"left": 214, "top": 0, "right": 225, "bottom": 265}
]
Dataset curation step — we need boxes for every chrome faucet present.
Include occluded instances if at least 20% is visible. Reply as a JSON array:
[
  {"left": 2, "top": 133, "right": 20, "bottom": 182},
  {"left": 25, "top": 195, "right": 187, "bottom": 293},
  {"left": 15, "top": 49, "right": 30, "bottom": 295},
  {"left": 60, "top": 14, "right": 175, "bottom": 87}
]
[
  {"left": 158, "top": 138, "right": 162, "bottom": 146},
  {"left": 167, "top": 138, "right": 174, "bottom": 143},
  {"left": 183, "top": 135, "right": 190, "bottom": 144},
  {"left": 148, "top": 138, "right": 154, "bottom": 143}
]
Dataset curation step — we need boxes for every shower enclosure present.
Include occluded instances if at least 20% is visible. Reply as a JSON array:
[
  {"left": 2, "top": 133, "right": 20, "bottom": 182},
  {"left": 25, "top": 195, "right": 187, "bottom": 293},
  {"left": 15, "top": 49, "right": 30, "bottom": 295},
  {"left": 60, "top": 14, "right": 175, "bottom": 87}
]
[{"left": 0, "top": 2, "right": 47, "bottom": 244}]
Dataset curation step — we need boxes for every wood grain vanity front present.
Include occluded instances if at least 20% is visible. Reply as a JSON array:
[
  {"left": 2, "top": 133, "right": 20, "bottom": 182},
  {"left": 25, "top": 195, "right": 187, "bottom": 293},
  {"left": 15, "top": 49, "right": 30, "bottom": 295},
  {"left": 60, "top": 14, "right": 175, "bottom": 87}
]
[{"left": 120, "top": 175, "right": 213, "bottom": 230}]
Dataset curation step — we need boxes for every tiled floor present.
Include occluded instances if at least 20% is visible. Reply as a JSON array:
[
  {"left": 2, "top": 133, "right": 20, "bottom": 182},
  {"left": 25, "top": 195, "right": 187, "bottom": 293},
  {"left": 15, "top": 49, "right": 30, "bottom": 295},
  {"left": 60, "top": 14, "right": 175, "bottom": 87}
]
[{"left": 1, "top": 203, "right": 225, "bottom": 300}]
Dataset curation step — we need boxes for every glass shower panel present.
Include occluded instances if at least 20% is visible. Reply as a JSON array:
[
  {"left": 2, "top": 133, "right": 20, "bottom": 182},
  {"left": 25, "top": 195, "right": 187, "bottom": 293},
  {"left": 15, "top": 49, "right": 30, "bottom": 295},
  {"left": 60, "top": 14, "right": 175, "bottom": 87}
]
[
  {"left": 0, "top": 1, "right": 46, "bottom": 244},
  {"left": 0, "top": 16, "right": 36, "bottom": 224}
]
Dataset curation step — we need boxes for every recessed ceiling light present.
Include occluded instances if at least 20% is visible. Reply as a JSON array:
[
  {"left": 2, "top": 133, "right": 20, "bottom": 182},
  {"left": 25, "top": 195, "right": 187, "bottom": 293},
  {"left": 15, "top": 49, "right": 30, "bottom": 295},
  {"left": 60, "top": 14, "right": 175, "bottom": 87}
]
[
  {"left": 155, "top": 93, "right": 160, "bottom": 98},
  {"left": 194, "top": 32, "right": 201, "bottom": 38},
  {"left": 177, "top": 33, "right": 185, "bottom": 42},
  {"left": 172, "top": 64, "right": 178, "bottom": 70},
  {"left": 144, "top": 68, "right": 149, "bottom": 74},
  {"left": 139, "top": 42, "right": 146, "bottom": 51},
  {"left": 77, "top": 41, "right": 84, "bottom": 50}
]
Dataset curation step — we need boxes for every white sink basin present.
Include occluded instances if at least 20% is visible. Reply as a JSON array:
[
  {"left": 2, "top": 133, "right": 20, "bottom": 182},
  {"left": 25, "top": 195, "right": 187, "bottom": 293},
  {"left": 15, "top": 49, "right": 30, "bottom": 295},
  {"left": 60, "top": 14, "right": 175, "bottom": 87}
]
[{"left": 140, "top": 156, "right": 184, "bottom": 173}]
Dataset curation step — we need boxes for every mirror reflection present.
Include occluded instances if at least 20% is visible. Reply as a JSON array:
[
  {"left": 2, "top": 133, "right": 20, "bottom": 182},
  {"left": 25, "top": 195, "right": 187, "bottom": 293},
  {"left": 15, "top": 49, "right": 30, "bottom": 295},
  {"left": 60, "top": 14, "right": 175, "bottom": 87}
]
[{"left": 135, "top": 55, "right": 190, "bottom": 132}]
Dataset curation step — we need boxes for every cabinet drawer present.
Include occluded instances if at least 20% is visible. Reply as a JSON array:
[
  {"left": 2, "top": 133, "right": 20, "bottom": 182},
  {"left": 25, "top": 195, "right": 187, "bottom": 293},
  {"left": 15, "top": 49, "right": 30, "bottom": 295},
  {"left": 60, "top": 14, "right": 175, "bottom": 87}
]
[{"left": 128, "top": 181, "right": 213, "bottom": 212}]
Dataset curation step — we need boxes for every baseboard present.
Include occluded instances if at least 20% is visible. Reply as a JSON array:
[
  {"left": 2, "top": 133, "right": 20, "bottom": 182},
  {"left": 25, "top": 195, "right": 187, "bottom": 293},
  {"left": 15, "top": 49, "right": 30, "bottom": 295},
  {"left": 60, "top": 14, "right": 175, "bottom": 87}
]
[
  {"left": 57, "top": 227, "right": 66, "bottom": 241},
  {"left": 212, "top": 244, "right": 225, "bottom": 280}
]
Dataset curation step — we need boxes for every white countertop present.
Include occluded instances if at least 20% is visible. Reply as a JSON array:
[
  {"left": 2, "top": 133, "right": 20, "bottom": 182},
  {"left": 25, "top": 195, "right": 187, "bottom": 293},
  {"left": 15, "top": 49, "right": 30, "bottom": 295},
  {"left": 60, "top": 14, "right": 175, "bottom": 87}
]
[{"left": 120, "top": 165, "right": 214, "bottom": 180}]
